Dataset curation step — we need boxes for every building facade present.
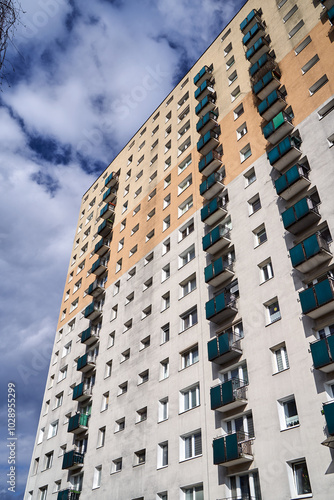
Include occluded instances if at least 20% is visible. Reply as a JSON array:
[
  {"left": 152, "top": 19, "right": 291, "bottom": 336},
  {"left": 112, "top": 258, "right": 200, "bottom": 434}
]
[{"left": 25, "top": 0, "right": 334, "bottom": 498}]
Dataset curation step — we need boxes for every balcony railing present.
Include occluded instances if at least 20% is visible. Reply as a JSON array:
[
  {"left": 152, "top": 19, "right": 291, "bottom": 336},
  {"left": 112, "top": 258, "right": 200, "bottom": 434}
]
[
  {"left": 100, "top": 202, "right": 115, "bottom": 220},
  {"left": 81, "top": 326, "right": 99, "bottom": 345},
  {"left": 105, "top": 171, "right": 118, "bottom": 189},
  {"left": 205, "top": 257, "right": 234, "bottom": 287},
  {"left": 91, "top": 257, "right": 108, "bottom": 276},
  {"left": 213, "top": 432, "right": 253, "bottom": 467},
  {"left": 102, "top": 187, "right": 117, "bottom": 204},
  {"left": 328, "top": 5, "right": 334, "bottom": 23},
  {"left": 267, "top": 135, "right": 302, "bottom": 172},
  {"left": 207, "top": 332, "right": 242, "bottom": 364},
  {"left": 198, "top": 149, "right": 222, "bottom": 177},
  {"left": 57, "top": 490, "right": 81, "bottom": 500},
  {"left": 199, "top": 170, "right": 225, "bottom": 200},
  {"left": 299, "top": 277, "right": 334, "bottom": 319},
  {"left": 68, "top": 413, "right": 89, "bottom": 434},
  {"left": 197, "top": 130, "right": 220, "bottom": 156},
  {"left": 323, "top": 401, "right": 334, "bottom": 436},
  {"left": 77, "top": 352, "right": 97, "bottom": 372},
  {"left": 84, "top": 302, "right": 102, "bottom": 321},
  {"left": 210, "top": 378, "right": 247, "bottom": 412},
  {"left": 62, "top": 450, "right": 84, "bottom": 470},
  {"left": 245, "top": 37, "right": 270, "bottom": 64},
  {"left": 93, "top": 238, "right": 110, "bottom": 256},
  {"left": 275, "top": 163, "right": 310, "bottom": 200},
  {"left": 263, "top": 110, "right": 294, "bottom": 145},
  {"left": 206, "top": 291, "right": 237, "bottom": 323},
  {"left": 242, "top": 22, "right": 265, "bottom": 47},
  {"left": 310, "top": 335, "right": 334, "bottom": 373},
  {"left": 202, "top": 225, "right": 231, "bottom": 254},
  {"left": 289, "top": 233, "right": 331, "bottom": 273},
  {"left": 194, "top": 65, "right": 213, "bottom": 87},
  {"left": 258, "top": 89, "right": 286, "bottom": 121},
  {"left": 253, "top": 70, "right": 281, "bottom": 101},
  {"left": 194, "top": 78, "right": 215, "bottom": 101},
  {"left": 201, "top": 196, "right": 228, "bottom": 226},
  {"left": 196, "top": 111, "right": 218, "bottom": 135},
  {"left": 97, "top": 219, "right": 113, "bottom": 237},
  {"left": 240, "top": 9, "right": 261, "bottom": 33},
  {"left": 87, "top": 280, "right": 105, "bottom": 297},
  {"left": 281, "top": 196, "right": 320, "bottom": 234},
  {"left": 195, "top": 95, "right": 216, "bottom": 117},
  {"left": 72, "top": 382, "right": 93, "bottom": 401},
  {"left": 250, "top": 52, "right": 270, "bottom": 77}
]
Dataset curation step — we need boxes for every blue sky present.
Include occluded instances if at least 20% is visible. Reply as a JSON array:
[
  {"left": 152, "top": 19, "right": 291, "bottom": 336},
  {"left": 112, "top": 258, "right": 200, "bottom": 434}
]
[{"left": 0, "top": 0, "right": 246, "bottom": 497}]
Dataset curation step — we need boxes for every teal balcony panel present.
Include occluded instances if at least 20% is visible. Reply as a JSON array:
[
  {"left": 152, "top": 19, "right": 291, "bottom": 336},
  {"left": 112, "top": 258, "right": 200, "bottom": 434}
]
[
  {"left": 198, "top": 150, "right": 223, "bottom": 177},
  {"left": 68, "top": 413, "right": 89, "bottom": 434},
  {"left": 84, "top": 302, "right": 102, "bottom": 321},
  {"left": 300, "top": 278, "right": 334, "bottom": 319},
  {"left": 310, "top": 337, "right": 334, "bottom": 372},
  {"left": 204, "top": 257, "right": 235, "bottom": 287},
  {"left": 213, "top": 434, "right": 253, "bottom": 467},
  {"left": 195, "top": 95, "right": 216, "bottom": 117},
  {"left": 211, "top": 379, "right": 247, "bottom": 412},
  {"left": 207, "top": 332, "right": 242, "bottom": 364},
  {"left": 249, "top": 52, "right": 269, "bottom": 77},
  {"left": 202, "top": 225, "right": 231, "bottom": 255},
  {"left": 197, "top": 130, "right": 220, "bottom": 156},
  {"left": 62, "top": 450, "right": 84, "bottom": 470},
  {"left": 87, "top": 280, "right": 105, "bottom": 297},
  {"left": 240, "top": 9, "right": 261, "bottom": 33},
  {"left": 91, "top": 257, "right": 108, "bottom": 276},
  {"left": 289, "top": 233, "right": 331, "bottom": 273},
  {"left": 263, "top": 110, "right": 294, "bottom": 145},
  {"left": 194, "top": 79, "right": 215, "bottom": 101},
  {"left": 105, "top": 171, "right": 118, "bottom": 189},
  {"left": 57, "top": 490, "right": 81, "bottom": 500},
  {"left": 194, "top": 65, "right": 212, "bottom": 87},
  {"left": 72, "top": 382, "right": 93, "bottom": 402},
  {"left": 210, "top": 384, "right": 223, "bottom": 410},
  {"left": 267, "top": 135, "right": 302, "bottom": 171},
  {"left": 201, "top": 196, "right": 228, "bottom": 226},
  {"left": 242, "top": 22, "right": 265, "bottom": 47},
  {"left": 77, "top": 353, "right": 96, "bottom": 373},
  {"left": 226, "top": 433, "right": 239, "bottom": 462},
  {"left": 100, "top": 202, "right": 116, "bottom": 220},
  {"left": 97, "top": 219, "right": 113, "bottom": 237},
  {"left": 213, "top": 436, "right": 226, "bottom": 465},
  {"left": 253, "top": 70, "right": 281, "bottom": 101},
  {"left": 282, "top": 197, "right": 320, "bottom": 235},
  {"left": 196, "top": 111, "right": 218, "bottom": 135},
  {"left": 328, "top": 5, "right": 334, "bottom": 23},
  {"left": 81, "top": 327, "right": 99, "bottom": 345},
  {"left": 258, "top": 89, "right": 286, "bottom": 122},
  {"left": 275, "top": 164, "right": 310, "bottom": 200},
  {"left": 94, "top": 238, "right": 110, "bottom": 256},
  {"left": 199, "top": 171, "right": 225, "bottom": 200},
  {"left": 103, "top": 187, "right": 117, "bottom": 204},
  {"left": 222, "top": 379, "right": 234, "bottom": 405},
  {"left": 323, "top": 401, "right": 334, "bottom": 436},
  {"left": 246, "top": 37, "right": 270, "bottom": 64}
]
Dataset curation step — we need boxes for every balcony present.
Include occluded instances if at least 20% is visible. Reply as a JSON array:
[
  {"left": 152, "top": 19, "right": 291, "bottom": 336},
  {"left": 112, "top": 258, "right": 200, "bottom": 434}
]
[
  {"left": 81, "top": 326, "right": 99, "bottom": 345},
  {"left": 207, "top": 332, "right": 242, "bottom": 364},
  {"left": 263, "top": 110, "right": 294, "bottom": 145},
  {"left": 243, "top": 22, "right": 266, "bottom": 47},
  {"left": 200, "top": 171, "right": 225, "bottom": 200},
  {"left": 87, "top": 280, "right": 105, "bottom": 297},
  {"left": 210, "top": 378, "right": 247, "bottom": 412},
  {"left": 213, "top": 433, "right": 253, "bottom": 467},
  {"left": 84, "top": 302, "right": 102, "bottom": 321},
  {"left": 196, "top": 111, "right": 219, "bottom": 135},
  {"left": 206, "top": 291, "right": 237, "bottom": 323},
  {"left": 258, "top": 89, "right": 286, "bottom": 121},
  {"left": 205, "top": 257, "right": 234, "bottom": 287},
  {"left": 253, "top": 70, "right": 281, "bottom": 101},
  {"left": 97, "top": 219, "right": 113, "bottom": 237},
  {"left": 275, "top": 163, "right": 310, "bottom": 200},
  {"left": 195, "top": 95, "right": 216, "bottom": 117},
  {"left": 77, "top": 352, "right": 96, "bottom": 372},
  {"left": 62, "top": 450, "right": 84, "bottom": 470},
  {"left": 194, "top": 78, "right": 215, "bottom": 101},
  {"left": 105, "top": 171, "right": 118, "bottom": 189},
  {"left": 240, "top": 9, "right": 262, "bottom": 33},
  {"left": 201, "top": 196, "right": 228, "bottom": 226},
  {"left": 197, "top": 130, "right": 220, "bottom": 156},
  {"left": 94, "top": 238, "right": 110, "bottom": 256},
  {"left": 67, "top": 413, "right": 89, "bottom": 434},
  {"left": 91, "top": 257, "right": 108, "bottom": 276},
  {"left": 57, "top": 490, "right": 81, "bottom": 500},
  {"left": 194, "top": 65, "right": 213, "bottom": 87},
  {"left": 299, "top": 277, "right": 334, "bottom": 319},
  {"left": 289, "top": 233, "right": 331, "bottom": 273},
  {"left": 267, "top": 135, "right": 302, "bottom": 172},
  {"left": 202, "top": 225, "right": 231, "bottom": 255},
  {"left": 328, "top": 5, "right": 334, "bottom": 23},
  {"left": 310, "top": 336, "right": 334, "bottom": 373},
  {"left": 198, "top": 150, "right": 223, "bottom": 177},
  {"left": 282, "top": 196, "right": 320, "bottom": 234},
  {"left": 72, "top": 382, "right": 93, "bottom": 402},
  {"left": 100, "top": 202, "right": 115, "bottom": 220},
  {"left": 102, "top": 187, "right": 117, "bottom": 204},
  {"left": 245, "top": 37, "right": 270, "bottom": 65},
  {"left": 323, "top": 401, "right": 334, "bottom": 436},
  {"left": 249, "top": 52, "right": 271, "bottom": 77}
]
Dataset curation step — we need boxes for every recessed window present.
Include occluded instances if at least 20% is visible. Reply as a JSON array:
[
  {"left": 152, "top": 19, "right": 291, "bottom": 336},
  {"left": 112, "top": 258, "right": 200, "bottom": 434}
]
[
  {"left": 115, "top": 418, "right": 125, "bottom": 432},
  {"left": 131, "top": 224, "right": 139, "bottom": 236},
  {"left": 287, "top": 459, "right": 312, "bottom": 497},
  {"left": 118, "top": 238, "right": 124, "bottom": 252},
  {"left": 224, "top": 42, "right": 232, "bottom": 56},
  {"left": 253, "top": 224, "right": 267, "bottom": 247},
  {"left": 181, "top": 345, "right": 199, "bottom": 369},
  {"left": 123, "top": 185, "right": 130, "bottom": 197},
  {"left": 144, "top": 252, "right": 154, "bottom": 265},
  {"left": 140, "top": 336, "right": 150, "bottom": 350},
  {"left": 179, "top": 219, "right": 194, "bottom": 241},
  {"left": 138, "top": 370, "right": 149, "bottom": 385},
  {"left": 265, "top": 298, "right": 281, "bottom": 324},
  {"left": 120, "top": 219, "right": 126, "bottom": 231},
  {"left": 236, "top": 121, "right": 247, "bottom": 140},
  {"left": 163, "top": 215, "right": 171, "bottom": 231},
  {"left": 295, "top": 35, "right": 311, "bottom": 55},
  {"left": 178, "top": 195, "right": 193, "bottom": 217},
  {"left": 92, "top": 466, "right": 102, "bottom": 489},
  {"left": 180, "top": 274, "right": 196, "bottom": 298},
  {"left": 153, "top": 111, "right": 160, "bottom": 122},
  {"left": 165, "top": 156, "right": 171, "bottom": 170},
  {"left": 157, "top": 442, "right": 168, "bottom": 469},
  {"left": 179, "top": 244, "right": 195, "bottom": 268},
  {"left": 158, "top": 397, "right": 169, "bottom": 422},
  {"left": 147, "top": 208, "right": 156, "bottom": 220},
  {"left": 327, "top": 133, "right": 334, "bottom": 148},
  {"left": 108, "top": 332, "right": 115, "bottom": 348},
  {"left": 118, "top": 382, "right": 128, "bottom": 395},
  {"left": 146, "top": 230, "right": 155, "bottom": 242},
  {"left": 259, "top": 258, "right": 274, "bottom": 283},
  {"left": 136, "top": 407, "right": 147, "bottom": 423},
  {"left": 142, "top": 305, "right": 152, "bottom": 319},
  {"left": 162, "top": 238, "right": 170, "bottom": 255},
  {"left": 161, "top": 292, "right": 170, "bottom": 311},
  {"left": 248, "top": 194, "right": 261, "bottom": 215},
  {"left": 244, "top": 167, "right": 256, "bottom": 187},
  {"left": 134, "top": 449, "right": 146, "bottom": 466},
  {"left": 149, "top": 171, "right": 157, "bottom": 183},
  {"left": 180, "top": 306, "right": 198, "bottom": 332},
  {"left": 134, "top": 187, "right": 142, "bottom": 198},
  {"left": 143, "top": 277, "right": 153, "bottom": 291},
  {"left": 160, "top": 358, "right": 169, "bottom": 380},
  {"left": 178, "top": 174, "right": 192, "bottom": 195},
  {"left": 116, "top": 259, "right": 122, "bottom": 273},
  {"left": 180, "top": 430, "right": 202, "bottom": 461},
  {"left": 278, "top": 395, "right": 299, "bottom": 429},
  {"left": 231, "top": 86, "right": 241, "bottom": 102},
  {"left": 178, "top": 105, "right": 190, "bottom": 123},
  {"left": 122, "top": 201, "right": 128, "bottom": 214},
  {"left": 289, "top": 19, "right": 304, "bottom": 38},
  {"left": 178, "top": 91, "right": 189, "bottom": 109},
  {"left": 48, "top": 420, "right": 59, "bottom": 439},
  {"left": 44, "top": 451, "right": 53, "bottom": 470},
  {"left": 165, "top": 140, "right": 171, "bottom": 153},
  {"left": 111, "top": 458, "right": 122, "bottom": 473},
  {"left": 148, "top": 188, "right": 156, "bottom": 201},
  {"left": 137, "top": 155, "right": 144, "bottom": 166},
  {"left": 272, "top": 343, "right": 290, "bottom": 373},
  {"left": 181, "top": 78, "right": 189, "bottom": 89},
  {"left": 129, "top": 245, "right": 137, "bottom": 257},
  {"left": 228, "top": 70, "right": 238, "bottom": 86},
  {"left": 164, "top": 174, "right": 171, "bottom": 189},
  {"left": 163, "top": 194, "right": 171, "bottom": 209},
  {"left": 234, "top": 103, "right": 244, "bottom": 120},
  {"left": 121, "top": 349, "right": 130, "bottom": 362},
  {"left": 126, "top": 169, "right": 131, "bottom": 180},
  {"left": 301, "top": 54, "right": 319, "bottom": 74},
  {"left": 226, "top": 56, "right": 235, "bottom": 70},
  {"left": 178, "top": 137, "right": 191, "bottom": 156},
  {"left": 309, "top": 74, "right": 328, "bottom": 96},
  {"left": 162, "top": 264, "right": 170, "bottom": 282},
  {"left": 283, "top": 5, "right": 298, "bottom": 23},
  {"left": 105, "top": 360, "right": 112, "bottom": 378},
  {"left": 58, "top": 367, "right": 67, "bottom": 383},
  {"left": 181, "top": 484, "right": 203, "bottom": 499},
  {"left": 178, "top": 154, "right": 192, "bottom": 174},
  {"left": 152, "top": 124, "right": 159, "bottom": 135},
  {"left": 101, "top": 392, "right": 109, "bottom": 412},
  {"left": 133, "top": 204, "right": 141, "bottom": 216},
  {"left": 240, "top": 143, "right": 252, "bottom": 162},
  {"left": 161, "top": 323, "right": 170, "bottom": 344},
  {"left": 111, "top": 305, "right": 118, "bottom": 321}
]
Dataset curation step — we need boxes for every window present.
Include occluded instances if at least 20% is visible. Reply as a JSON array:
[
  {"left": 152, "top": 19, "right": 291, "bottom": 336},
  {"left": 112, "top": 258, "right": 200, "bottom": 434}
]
[
  {"left": 157, "top": 442, "right": 168, "bottom": 468},
  {"left": 120, "top": 219, "right": 126, "bottom": 231},
  {"left": 180, "top": 306, "right": 198, "bottom": 332},
  {"left": 283, "top": 5, "right": 298, "bottom": 23},
  {"left": 272, "top": 344, "right": 289, "bottom": 373},
  {"left": 162, "top": 238, "right": 170, "bottom": 255},
  {"left": 111, "top": 305, "right": 118, "bottom": 321},
  {"left": 105, "top": 360, "right": 112, "bottom": 378},
  {"left": 147, "top": 208, "right": 156, "bottom": 220},
  {"left": 137, "top": 155, "right": 144, "bottom": 166},
  {"left": 179, "top": 244, "right": 195, "bottom": 268},
  {"left": 142, "top": 306, "right": 152, "bottom": 319},
  {"left": 248, "top": 194, "right": 261, "bottom": 215},
  {"left": 161, "top": 323, "right": 170, "bottom": 344},
  {"left": 165, "top": 140, "right": 171, "bottom": 153},
  {"left": 164, "top": 156, "right": 171, "bottom": 171},
  {"left": 113, "top": 281, "right": 120, "bottom": 296},
  {"left": 240, "top": 143, "right": 252, "bottom": 162},
  {"left": 136, "top": 170, "right": 143, "bottom": 181},
  {"left": 288, "top": 459, "right": 312, "bottom": 497},
  {"left": 62, "top": 342, "right": 71, "bottom": 358},
  {"left": 123, "top": 319, "right": 132, "bottom": 333},
  {"left": 163, "top": 194, "right": 171, "bottom": 209},
  {"left": 150, "top": 171, "right": 157, "bottom": 184},
  {"left": 53, "top": 481, "right": 61, "bottom": 493},
  {"left": 301, "top": 54, "right": 319, "bottom": 74},
  {"left": 259, "top": 258, "right": 274, "bottom": 283},
  {"left": 231, "top": 86, "right": 241, "bottom": 102},
  {"left": 181, "top": 484, "right": 203, "bottom": 500},
  {"left": 160, "top": 359, "right": 169, "bottom": 380},
  {"left": 140, "top": 336, "right": 150, "bottom": 350},
  {"left": 126, "top": 169, "right": 131, "bottom": 180},
  {"left": 181, "top": 345, "right": 199, "bottom": 369},
  {"left": 128, "top": 267, "right": 136, "bottom": 278},
  {"left": 134, "top": 187, "right": 142, "bottom": 198},
  {"left": 101, "top": 392, "right": 109, "bottom": 412},
  {"left": 118, "top": 382, "right": 128, "bottom": 395},
  {"left": 162, "top": 264, "right": 170, "bottom": 282},
  {"left": 309, "top": 74, "right": 328, "bottom": 96},
  {"left": 234, "top": 103, "right": 244, "bottom": 120},
  {"left": 295, "top": 35, "right": 311, "bottom": 55},
  {"left": 153, "top": 111, "right": 160, "bottom": 122},
  {"left": 143, "top": 277, "right": 153, "bottom": 291},
  {"left": 129, "top": 245, "right": 137, "bottom": 257},
  {"left": 180, "top": 384, "right": 200, "bottom": 412},
  {"left": 178, "top": 105, "right": 190, "bottom": 123},
  {"left": 118, "top": 238, "right": 124, "bottom": 252},
  {"left": 73, "top": 279, "right": 82, "bottom": 293},
  {"left": 58, "top": 367, "right": 67, "bottom": 382},
  {"left": 178, "top": 196, "right": 193, "bottom": 217},
  {"left": 158, "top": 397, "right": 169, "bottom": 422},
  {"left": 180, "top": 274, "right": 196, "bottom": 298},
  {"left": 253, "top": 224, "right": 267, "bottom": 247},
  {"left": 38, "top": 427, "right": 45, "bottom": 444},
  {"left": 146, "top": 230, "right": 155, "bottom": 242},
  {"left": 164, "top": 174, "right": 171, "bottom": 189},
  {"left": 148, "top": 188, "right": 156, "bottom": 201},
  {"left": 97, "top": 427, "right": 105, "bottom": 448},
  {"left": 265, "top": 298, "right": 281, "bottom": 324},
  {"left": 139, "top": 127, "right": 146, "bottom": 137},
  {"left": 122, "top": 201, "right": 128, "bottom": 214},
  {"left": 133, "top": 204, "right": 141, "bottom": 216},
  {"left": 138, "top": 370, "right": 149, "bottom": 385},
  {"left": 226, "top": 55, "right": 235, "bottom": 70},
  {"left": 33, "top": 458, "right": 39, "bottom": 475},
  {"left": 178, "top": 137, "right": 191, "bottom": 156},
  {"left": 70, "top": 298, "right": 78, "bottom": 312},
  {"left": 54, "top": 392, "right": 63, "bottom": 409},
  {"left": 278, "top": 396, "right": 299, "bottom": 429},
  {"left": 115, "top": 418, "right": 125, "bottom": 432},
  {"left": 116, "top": 259, "right": 122, "bottom": 273},
  {"left": 179, "top": 219, "right": 194, "bottom": 241},
  {"left": 136, "top": 407, "right": 147, "bottom": 423},
  {"left": 134, "top": 449, "right": 146, "bottom": 466},
  {"left": 92, "top": 465, "right": 102, "bottom": 489},
  {"left": 121, "top": 349, "right": 130, "bottom": 362},
  {"left": 178, "top": 174, "right": 192, "bottom": 195},
  {"left": 178, "top": 154, "right": 192, "bottom": 174},
  {"left": 152, "top": 124, "right": 159, "bottom": 135},
  {"left": 244, "top": 167, "right": 256, "bottom": 187},
  {"left": 237, "top": 122, "right": 247, "bottom": 140},
  {"left": 178, "top": 91, "right": 189, "bottom": 108},
  {"left": 111, "top": 458, "right": 122, "bottom": 473},
  {"left": 180, "top": 430, "right": 202, "bottom": 461},
  {"left": 157, "top": 492, "right": 168, "bottom": 500},
  {"left": 48, "top": 420, "right": 58, "bottom": 439},
  {"left": 163, "top": 215, "right": 171, "bottom": 231},
  {"left": 327, "top": 133, "right": 334, "bottom": 148},
  {"left": 228, "top": 70, "right": 238, "bottom": 86},
  {"left": 289, "top": 20, "right": 304, "bottom": 38},
  {"left": 108, "top": 332, "right": 115, "bottom": 348},
  {"left": 44, "top": 451, "right": 53, "bottom": 470},
  {"left": 39, "top": 486, "right": 48, "bottom": 500},
  {"left": 224, "top": 41, "right": 232, "bottom": 56}
]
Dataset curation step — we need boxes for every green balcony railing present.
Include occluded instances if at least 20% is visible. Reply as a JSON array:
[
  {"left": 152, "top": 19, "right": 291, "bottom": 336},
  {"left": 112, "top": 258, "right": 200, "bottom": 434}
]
[
  {"left": 207, "top": 332, "right": 241, "bottom": 361},
  {"left": 84, "top": 302, "right": 101, "bottom": 319},
  {"left": 68, "top": 413, "right": 89, "bottom": 433},
  {"left": 328, "top": 5, "right": 334, "bottom": 23},
  {"left": 213, "top": 432, "right": 253, "bottom": 465},
  {"left": 62, "top": 450, "right": 84, "bottom": 470},
  {"left": 258, "top": 89, "right": 285, "bottom": 117},
  {"left": 196, "top": 111, "right": 218, "bottom": 133},
  {"left": 240, "top": 9, "right": 257, "bottom": 31},
  {"left": 249, "top": 53, "right": 269, "bottom": 76},
  {"left": 275, "top": 163, "right": 309, "bottom": 196},
  {"left": 194, "top": 79, "right": 214, "bottom": 100},
  {"left": 100, "top": 203, "right": 115, "bottom": 218},
  {"left": 104, "top": 172, "right": 118, "bottom": 188},
  {"left": 57, "top": 490, "right": 81, "bottom": 500},
  {"left": 197, "top": 130, "right": 219, "bottom": 152},
  {"left": 267, "top": 135, "right": 301, "bottom": 166},
  {"left": 206, "top": 291, "right": 236, "bottom": 320},
  {"left": 201, "top": 197, "right": 227, "bottom": 223},
  {"left": 210, "top": 378, "right": 247, "bottom": 410},
  {"left": 202, "top": 225, "right": 230, "bottom": 252},
  {"left": 246, "top": 37, "right": 269, "bottom": 61},
  {"left": 102, "top": 187, "right": 117, "bottom": 202},
  {"left": 310, "top": 336, "right": 334, "bottom": 370},
  {"left": 242, "top": 22, "right": 265, "bottom": 46},
  {"left": 77, "top": 352, "right": 96, "bottom": 371},
  {"left": 198, "top": 150, "right": 222, "bottom": 174},
  {"left": 323, "top": 401, "right": 334, "bottom": 435},
  {"left": 195, "top": 95, "right": 216, "bottom": 116},
  {"left": 204, "top": 257, "right": 233, "bottom": 284},
  {"left": 289, "top": 233, "right": 330, "bottom": 269},
  {"left": 263, "top": 111, "right": 292, "bottom": 140},
  {"left": 199, "top": 171, "right": 224, "bottom": 197},
  {"left": 97, "top": 219, "right": 113, "bottom": 236},
  {"left": 253, "top": 70, "right": 280, "bottom": 96},
  {"left": 72, "top": 382, "right": 84, "bottom": 401},
  {"left": 299, "top": 278, "right": 334, "bottom": 315},
  {"left": 194, "top": 65, "right": 212, "bottom": 86},
  {"left": 281, "top": 196, "right": 319, "bottom": 231}
]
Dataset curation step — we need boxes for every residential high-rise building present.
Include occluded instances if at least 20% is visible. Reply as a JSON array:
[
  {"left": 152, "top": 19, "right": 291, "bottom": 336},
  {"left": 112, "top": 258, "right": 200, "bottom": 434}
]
[{"left": 25, "top": 0, "right": 334, "bottom": 498}]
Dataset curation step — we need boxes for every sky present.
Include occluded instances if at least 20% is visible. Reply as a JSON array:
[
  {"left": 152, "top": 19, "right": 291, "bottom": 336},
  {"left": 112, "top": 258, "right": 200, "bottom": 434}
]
[{"left": 0, "top": 0, "right": 247, "bottom": 497}]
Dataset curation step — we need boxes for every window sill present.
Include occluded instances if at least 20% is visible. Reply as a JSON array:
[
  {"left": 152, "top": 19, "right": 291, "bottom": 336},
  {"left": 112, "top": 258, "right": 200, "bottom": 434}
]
[
  {"left": 133, "top": 462, "right": 145, "bottom": 468},
  {"left": 179, "top": 404, "right": 200, "bottom": 415},
  {"left": 179, "top": 322, "right": 198, "bottom": 335},
  {"left": 280, "top": 424, "right": 300, "bottom": 432},
  {"left": 265, "top": 317, "right": 282, "bottom": 327},
  {"left": 290, "top": 494, "right": 312, "bottom": 500},
  {"left": 178, "top": 288, "right": 197, "bottom": 300},
  {"left": 179, "top": 360, "right": 199, "bottom": 372},
  {"left": 272, "top": 367, "right": 290, "bottom": 376},
  {"left": 179, "top": 454, "right": 203, "bottom": 463},
  {"left": 254, "top": 239, "right": 268, "bottom": 249},
  {"left": 260, "top": 276, "right": 274, "bottom": 286}
]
